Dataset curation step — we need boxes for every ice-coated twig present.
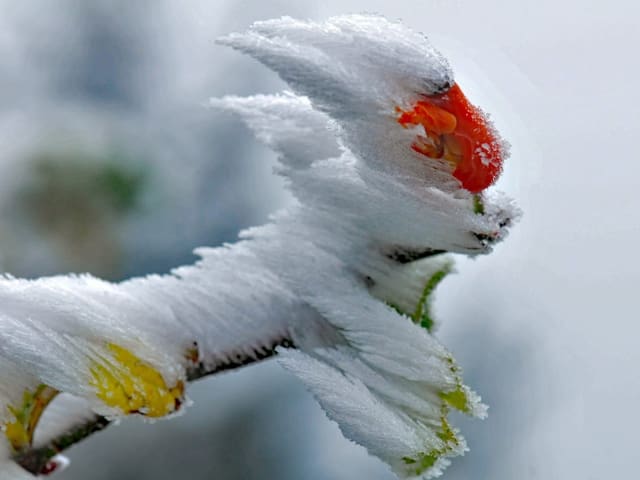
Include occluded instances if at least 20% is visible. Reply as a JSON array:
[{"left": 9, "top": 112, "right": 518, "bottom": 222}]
[
  {"left": 1, "top": 15, "right": 519, "bottom": 480},
  {"left": 14, "top": 415, "right": 109, "bottom": 476}
]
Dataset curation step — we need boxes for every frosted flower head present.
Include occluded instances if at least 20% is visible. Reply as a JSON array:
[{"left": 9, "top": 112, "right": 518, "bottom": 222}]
[
  {"left": 213, "top": 14, "right": 517, "bottom": 478},
  {"left": 218, "top": 14, "right": 506, "bottom": 194}
]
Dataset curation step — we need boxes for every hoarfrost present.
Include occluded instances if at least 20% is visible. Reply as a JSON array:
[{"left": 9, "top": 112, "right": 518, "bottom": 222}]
[{"left": 0, "top": 14, "right": 518, "bottom": 479}]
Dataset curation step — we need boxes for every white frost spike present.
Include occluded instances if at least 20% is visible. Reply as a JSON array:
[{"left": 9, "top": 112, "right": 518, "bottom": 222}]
[
  {"left": 217, "top": 15, "right": 454, "bottom": 115},
  {"left": 210, "top": 92, "right": 342, "bottom": 171},
  {"left": 0, "top": 14, "right": 517, "bottom": 479},
  {"left": 279, "top": 350, "right": 434, "bottom": 471}
]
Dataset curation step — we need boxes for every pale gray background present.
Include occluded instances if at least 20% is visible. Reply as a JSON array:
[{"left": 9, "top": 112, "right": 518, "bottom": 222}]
[{"left": 0, "top": 1, "right": 637, "bottom": 479}]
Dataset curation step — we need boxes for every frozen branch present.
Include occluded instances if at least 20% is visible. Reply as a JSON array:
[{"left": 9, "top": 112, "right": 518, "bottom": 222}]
[
  {"left": 1, "top": 15, "right": 519, "bottom": 480},
  {"left": 13, "top": 415, "right": 110, "bottom": 476}
]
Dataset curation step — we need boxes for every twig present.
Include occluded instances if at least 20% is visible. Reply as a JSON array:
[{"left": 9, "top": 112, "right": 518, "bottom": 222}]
[{"left": 13, "top": 414, "right": 110, "bottom": 475}]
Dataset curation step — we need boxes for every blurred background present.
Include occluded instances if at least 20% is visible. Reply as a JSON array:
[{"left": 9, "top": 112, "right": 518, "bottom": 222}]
[{"left": 0, "top": 1, "right": 637, "bottom": 479}]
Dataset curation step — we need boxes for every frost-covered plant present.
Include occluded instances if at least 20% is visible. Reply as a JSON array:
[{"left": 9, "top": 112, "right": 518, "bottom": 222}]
[{"left": 0, "top": 14, "right": 518, "bottom": 479}]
